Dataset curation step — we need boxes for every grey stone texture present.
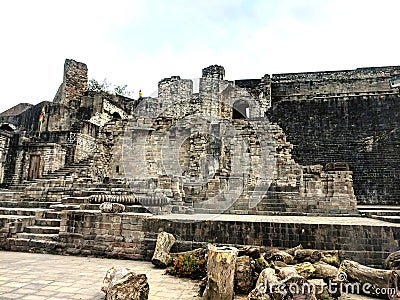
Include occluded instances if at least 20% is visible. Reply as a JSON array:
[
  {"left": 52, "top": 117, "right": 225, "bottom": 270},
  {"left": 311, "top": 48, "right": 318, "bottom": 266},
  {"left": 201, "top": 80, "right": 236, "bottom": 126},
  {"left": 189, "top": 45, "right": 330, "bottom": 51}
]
[{"left": 0, "top": 59, "right": 399, "bottom": 268}]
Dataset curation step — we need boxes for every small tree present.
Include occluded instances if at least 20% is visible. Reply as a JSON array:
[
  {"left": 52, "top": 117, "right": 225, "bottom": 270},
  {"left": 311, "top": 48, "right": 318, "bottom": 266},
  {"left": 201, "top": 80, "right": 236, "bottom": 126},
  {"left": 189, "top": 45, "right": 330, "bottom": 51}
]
[
  {"left": 88, "top": 78, "right": 133, "bottom": 97},
  {"left": 113, "top": 84, "right": 133, "bottom": 97},
  {"left": 88, "top": 78, "right": 111, "bottom": 93}
]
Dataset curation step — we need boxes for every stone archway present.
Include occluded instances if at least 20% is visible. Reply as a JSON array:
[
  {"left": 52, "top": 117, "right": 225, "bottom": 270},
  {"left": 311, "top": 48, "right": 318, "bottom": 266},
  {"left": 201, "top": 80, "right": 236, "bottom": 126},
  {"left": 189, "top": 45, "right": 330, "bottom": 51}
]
[{"left": 232, "top": 100, "right": 250, "bottom": 119}]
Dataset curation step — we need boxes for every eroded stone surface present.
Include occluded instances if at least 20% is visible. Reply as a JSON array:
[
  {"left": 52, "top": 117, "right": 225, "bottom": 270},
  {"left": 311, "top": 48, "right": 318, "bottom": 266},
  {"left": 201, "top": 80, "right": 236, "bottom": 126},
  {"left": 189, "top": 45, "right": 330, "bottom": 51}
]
[
  {"left": 102, "top": 266, "right": 149, "bottom": 300},
  {"left": 99, "top": 202, "right": 126, "bottom": 213}
]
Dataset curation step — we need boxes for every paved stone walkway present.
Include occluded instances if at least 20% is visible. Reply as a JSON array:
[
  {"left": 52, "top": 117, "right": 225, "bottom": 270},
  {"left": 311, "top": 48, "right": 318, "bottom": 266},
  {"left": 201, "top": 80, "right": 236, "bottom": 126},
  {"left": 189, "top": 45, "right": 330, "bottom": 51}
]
[
  {"left": 0, "top": 251, "right": 382, "bottom": 300},
  {"left": 0, "top": 251, "right": 200, "bottom": 300}
]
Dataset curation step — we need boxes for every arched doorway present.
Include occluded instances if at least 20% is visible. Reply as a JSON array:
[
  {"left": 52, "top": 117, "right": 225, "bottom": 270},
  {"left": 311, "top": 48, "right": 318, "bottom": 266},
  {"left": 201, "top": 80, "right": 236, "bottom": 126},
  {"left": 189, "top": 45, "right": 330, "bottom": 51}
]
[
  {"left": 232, "top": 100, "right": 250, "bottom": 119},
  {"left": 112, "top": 112, "right": 122, "bottom": 120}
]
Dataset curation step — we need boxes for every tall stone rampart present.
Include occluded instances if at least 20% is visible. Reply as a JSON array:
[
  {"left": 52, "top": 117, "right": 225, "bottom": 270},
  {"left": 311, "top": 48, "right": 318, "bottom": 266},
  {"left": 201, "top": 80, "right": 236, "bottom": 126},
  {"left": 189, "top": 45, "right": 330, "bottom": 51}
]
[
  {"left": 268, "top": 93, "right": 400, "bottom": 204},
  {"left": 271, "top": 66, "right": 400, "bottom": 101}
]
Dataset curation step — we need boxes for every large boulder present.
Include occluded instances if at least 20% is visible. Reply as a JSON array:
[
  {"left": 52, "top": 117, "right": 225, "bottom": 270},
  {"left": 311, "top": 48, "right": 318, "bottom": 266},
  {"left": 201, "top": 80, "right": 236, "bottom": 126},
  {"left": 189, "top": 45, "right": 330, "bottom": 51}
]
[
  {"left": 101, "top": 267, "right": 149, "bottom": 300},
  {"left": 203, "top": 245, "right": 239, "bottom": 300},
  {"left": 235, "top": 255, "right": 254, "bottom": 294},
  {"left": 151, "top": 231, "right": 176, "bottom": 268},
  {"left": 385, "top": 250, "right": 400, "bottom": 270}
]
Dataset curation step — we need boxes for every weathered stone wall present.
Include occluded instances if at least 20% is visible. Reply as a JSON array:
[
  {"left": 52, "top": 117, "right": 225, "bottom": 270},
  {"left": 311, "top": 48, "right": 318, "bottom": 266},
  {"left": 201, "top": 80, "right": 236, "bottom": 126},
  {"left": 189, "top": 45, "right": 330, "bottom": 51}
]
[
  {"left": 91, "top": 119, "right": 130, "bottom": 183},
  {"left": 18, "top": 143, "right": 66, "bottom": 181},
  {"left": 88, "top": 97, "right": 129, "bottom": 127},
  {"left": 58, "top": 210, "right": 147, "bottom": 259},
  {"left": 158, "top": 76, "right": 193, "bottom": 118},
  {"left": 74, "top": 133, "right": 97, "bottom": 163},
  {"left": 199, "top": 76, "right": 230, "bottom": 117},
  {"left": 2, "top": 60, "right": 398, "bottom": 207},
  {"left": 56, "top": 211, "right": 400, "bottom": 267},
  {"left": 268, "top": 94, "right": 400, "bottom": 204},
  {"left": 0, "top": 132, "right": 12, "bottom": 184},
  {"left": 0, "top": 215, "right": 35, "bottom": 243},
  {"left": 0, "top": 131, "right": 19, "bottom": 186},
  {"left": 270, "top": 66, "right": 400, "bottom": 102},
  {"left": 235, "top": 75, "right": 272, "bottom": 112},
  {"left": 98, "top": 73, "right": 359, "bottom": 215},
  {"left": 53, "top": 59, "right": 88, "bottom": 105},
  {"left": 143, "top": 216, "right": 400, "bottom": 267}
]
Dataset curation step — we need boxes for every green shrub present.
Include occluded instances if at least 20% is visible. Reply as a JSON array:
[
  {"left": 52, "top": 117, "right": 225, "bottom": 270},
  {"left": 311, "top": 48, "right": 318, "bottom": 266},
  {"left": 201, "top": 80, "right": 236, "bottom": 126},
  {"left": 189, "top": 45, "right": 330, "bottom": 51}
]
[
  {"left": 315, "top": 293, "right": 334, "bottom": 300},
  {"left": 166, "top": 253, "right": 206, "bottom": 279}
]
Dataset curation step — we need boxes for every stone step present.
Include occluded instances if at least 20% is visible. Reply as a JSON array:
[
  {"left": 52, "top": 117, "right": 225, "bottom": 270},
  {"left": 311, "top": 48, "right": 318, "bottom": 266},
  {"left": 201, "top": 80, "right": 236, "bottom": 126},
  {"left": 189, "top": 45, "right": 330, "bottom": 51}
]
[
  {"left": 16, "top": 232, "right": 59, "bottom": 241},
  {"left": 25, "top": 226, "right": 60, "bottom": 234},
  {"left": 6, "top": 237, "right": 60, "bottom": 252},
  {"left": 251, "top": 201, "right": 285, "bottom": 207},
  {"left": 371, "top": 215, "right": 400, "bottom": 223},
  {"left": 49, "top": 203, "right": 80, "bottom": 211},
  {"left": 0, "top": 201, "right": 60, "bottom": 209},
  {"left": 7, "top": 184, "right": 28, "bottom": 189},
  {"left": 25, "top": 187, "right": 47, "bottom": 193},
  {"left": 193, "top": 208, "right": 228, "bottom": 214},
  {"left": 357, "top": 205, "right": 400, "bottom": 211},
  {"left": 359, "top": 210, "right": 400, "bottom": 217},
  {"left": 0, "top": 207, "right": 47, "bottom": 216},
  {"left": 35, "top": 218, "right": 61, "bottom": 227},
  {"left": 45, "top": 211, "right": 62, "bottom": 219},
  {"left": 0, "top": 191, "right": 25, "bottom": 199},
  {"left": 126, "top": 205, "right": 151, "bottom": 213},
  {"left": 61, "top": 196, "right": 90, "bottom": 204}
]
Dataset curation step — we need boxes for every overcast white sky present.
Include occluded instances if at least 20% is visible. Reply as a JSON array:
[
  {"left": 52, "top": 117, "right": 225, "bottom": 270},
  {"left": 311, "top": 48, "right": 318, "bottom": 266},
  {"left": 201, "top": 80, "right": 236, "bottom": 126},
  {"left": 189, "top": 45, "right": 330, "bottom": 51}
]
[{"left": 0, "top": 0, "right": 399, "bottom": 113}]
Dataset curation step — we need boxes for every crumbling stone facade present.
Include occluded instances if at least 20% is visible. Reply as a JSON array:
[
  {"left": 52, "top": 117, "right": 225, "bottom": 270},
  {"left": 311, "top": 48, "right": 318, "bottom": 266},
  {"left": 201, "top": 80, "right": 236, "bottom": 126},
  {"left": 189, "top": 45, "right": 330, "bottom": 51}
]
[
  {"left": 1, "top": 59, "right": 400, "bottom": 266},
  {"left": 53, "top": 59, "right": 88, "bottom": 105},
  {"left": 0, "top": 59, "right": 398, "bottom": 212}
]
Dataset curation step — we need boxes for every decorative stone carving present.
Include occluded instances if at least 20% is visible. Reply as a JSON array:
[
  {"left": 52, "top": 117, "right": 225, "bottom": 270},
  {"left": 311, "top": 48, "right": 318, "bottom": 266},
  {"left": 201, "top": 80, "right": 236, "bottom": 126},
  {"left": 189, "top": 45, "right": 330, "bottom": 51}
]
[
  {"left": 90, "top": 194, "right": 138, "bottom": 204},
  {"left": 99, "top": 202, "right": 125, "bottom": 213}
]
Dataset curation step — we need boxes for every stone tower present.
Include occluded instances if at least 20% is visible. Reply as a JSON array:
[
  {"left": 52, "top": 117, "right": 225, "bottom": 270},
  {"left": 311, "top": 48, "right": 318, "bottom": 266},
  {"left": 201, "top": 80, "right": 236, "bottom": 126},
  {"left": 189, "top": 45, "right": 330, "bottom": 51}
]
[
  {"left": 53, "top": 59, "right": 88, "bottom": 105},
  {"left": 200, "top": 65, "right": 229, "bottom": 118},
  {"left": 202, "top": 65, "right": 225, "bottom": 80},
  {"left": 158, "top": 76, "right": 193, "bottom": 118}
]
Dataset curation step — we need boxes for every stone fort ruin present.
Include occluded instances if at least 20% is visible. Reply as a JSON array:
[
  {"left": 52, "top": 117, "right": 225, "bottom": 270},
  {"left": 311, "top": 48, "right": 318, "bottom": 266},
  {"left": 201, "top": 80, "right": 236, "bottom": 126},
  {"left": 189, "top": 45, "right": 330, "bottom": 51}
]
[{"left": 0, "top": 59, "right": 399, "bottom": 265}]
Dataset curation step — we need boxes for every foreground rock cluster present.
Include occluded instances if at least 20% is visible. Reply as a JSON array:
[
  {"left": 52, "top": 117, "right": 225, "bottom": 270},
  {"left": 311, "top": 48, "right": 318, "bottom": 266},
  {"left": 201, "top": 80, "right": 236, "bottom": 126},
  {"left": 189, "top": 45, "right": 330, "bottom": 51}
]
[
  {"left": 150, "top": 232, "right": 400, "bottom": 300},
  {"left": 100, "top": 231, "right": 400, "bottom": 299}
]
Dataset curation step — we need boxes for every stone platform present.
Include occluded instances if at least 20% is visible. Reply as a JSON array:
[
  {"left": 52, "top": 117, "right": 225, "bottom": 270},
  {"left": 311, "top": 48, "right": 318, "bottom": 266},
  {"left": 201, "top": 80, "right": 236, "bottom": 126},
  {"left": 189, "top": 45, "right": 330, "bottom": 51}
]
[
  {"left": 2, "top": 205, "right": 400, "bottom": 268},
  {"left": 142, "top": 213, "right": 400, "bottom": 268}
]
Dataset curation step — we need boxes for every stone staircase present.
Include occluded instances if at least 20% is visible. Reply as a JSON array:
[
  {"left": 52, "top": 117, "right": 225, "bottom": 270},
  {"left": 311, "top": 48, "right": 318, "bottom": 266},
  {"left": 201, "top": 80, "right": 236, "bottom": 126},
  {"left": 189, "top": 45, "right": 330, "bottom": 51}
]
[
  {"left": 0, "top": 199, "right": 63, "bottom": 253},
  {"left": 0, "top": 157, "right": 92, "bottom": 252},
  {"left": 358, "top": 205, "right": 400, "bottom": 223},
  {"left": 15, "top": 210, "right": 61, "bottom": 243},
  {"left": 8, "top": 157, "right": 94, "bottom": 201},
  {"left": 0, "top": 153, "right": 159, "bottom": 253}
]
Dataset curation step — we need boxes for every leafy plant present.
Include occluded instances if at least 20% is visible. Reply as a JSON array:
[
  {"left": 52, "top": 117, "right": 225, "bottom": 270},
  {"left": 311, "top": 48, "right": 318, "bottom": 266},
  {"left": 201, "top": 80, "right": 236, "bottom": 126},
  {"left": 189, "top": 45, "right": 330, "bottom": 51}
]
[
  {"left": 88, "top": 78, "right": 111, "bottom": 93},
  {"left": 88, "top": 78, "right": 133, "bottom": 97},
  {"left": 166, "top": 253, "right": 206, "bottom": 279},
  {"left": 315, "top": 293, "right": 334, "bottom": 300},
  {"left": 114, "top": 84, "right": 133, "bottom": 97}
]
